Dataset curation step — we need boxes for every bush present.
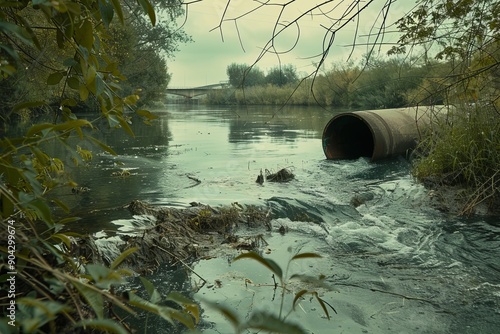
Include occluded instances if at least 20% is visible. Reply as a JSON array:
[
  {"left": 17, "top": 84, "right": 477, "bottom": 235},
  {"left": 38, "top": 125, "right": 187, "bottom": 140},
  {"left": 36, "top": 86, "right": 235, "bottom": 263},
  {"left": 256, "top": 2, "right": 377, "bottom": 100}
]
[{"left": 412, "top": 104, "right": 500, "bottom": 214}]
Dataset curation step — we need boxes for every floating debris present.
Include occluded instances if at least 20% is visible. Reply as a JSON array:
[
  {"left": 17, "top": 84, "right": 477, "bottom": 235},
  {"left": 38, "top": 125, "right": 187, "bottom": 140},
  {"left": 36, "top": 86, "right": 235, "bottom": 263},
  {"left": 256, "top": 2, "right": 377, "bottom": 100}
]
[
  {"left": 76, "top": 200, "right": 273, "bottom": 274},
  {"left": 111, "top": 169, "right": 131, "bottom": 178},
  {"left": 186, "top": 174, "right": 201, "bottom": 188},
  {"left": 265, "top": 167, "right": 295, "bottom": 182},
  {"left": 256, "top": 169, "right": 264, "bottom": 184},
  {"left": 72, "top": 186, "right": 90, "bottom": 194}
]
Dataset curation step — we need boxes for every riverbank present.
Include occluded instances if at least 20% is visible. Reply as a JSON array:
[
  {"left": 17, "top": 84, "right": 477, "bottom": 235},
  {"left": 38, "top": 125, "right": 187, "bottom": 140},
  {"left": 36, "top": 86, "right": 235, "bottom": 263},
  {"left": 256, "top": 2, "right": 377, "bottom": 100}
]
[{"left": 422, "top": 180, "right": 500, "bottom": 217}]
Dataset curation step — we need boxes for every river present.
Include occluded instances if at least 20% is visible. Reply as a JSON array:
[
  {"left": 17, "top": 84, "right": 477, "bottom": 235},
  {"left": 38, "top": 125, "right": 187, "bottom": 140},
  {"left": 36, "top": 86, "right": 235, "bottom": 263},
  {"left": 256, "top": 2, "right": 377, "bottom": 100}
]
[{"left": 55, "top": 104, "right": 499, "bottom": 333}]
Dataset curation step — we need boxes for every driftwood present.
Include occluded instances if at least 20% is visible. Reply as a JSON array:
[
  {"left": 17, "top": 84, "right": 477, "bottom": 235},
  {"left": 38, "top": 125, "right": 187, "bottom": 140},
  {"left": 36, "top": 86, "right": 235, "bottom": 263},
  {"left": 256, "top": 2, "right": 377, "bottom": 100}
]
[{"left": 79, "top": 200, "right": 272, "bottom": 274}]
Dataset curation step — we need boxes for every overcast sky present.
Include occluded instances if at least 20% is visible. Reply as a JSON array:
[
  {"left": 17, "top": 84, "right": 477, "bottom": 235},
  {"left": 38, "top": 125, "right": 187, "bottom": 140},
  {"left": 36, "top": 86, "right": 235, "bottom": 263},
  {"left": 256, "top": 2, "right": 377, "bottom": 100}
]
[{"left": 166, "top": 0, "right": 412, "bottom": 88}]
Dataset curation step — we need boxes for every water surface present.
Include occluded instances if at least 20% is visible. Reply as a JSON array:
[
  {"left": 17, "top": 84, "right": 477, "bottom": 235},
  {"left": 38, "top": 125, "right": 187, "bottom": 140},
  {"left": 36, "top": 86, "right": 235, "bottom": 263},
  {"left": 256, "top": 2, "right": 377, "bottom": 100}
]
[{"left": 59, "top": 105, "right": 500, "bottom": 333}]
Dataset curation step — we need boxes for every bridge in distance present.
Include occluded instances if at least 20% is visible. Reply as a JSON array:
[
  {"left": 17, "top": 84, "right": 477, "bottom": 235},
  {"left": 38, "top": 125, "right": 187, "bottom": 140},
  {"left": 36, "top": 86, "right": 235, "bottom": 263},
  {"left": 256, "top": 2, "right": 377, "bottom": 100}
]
[{"left": 166, "top": 82, "right": 229, "bottom": 99}]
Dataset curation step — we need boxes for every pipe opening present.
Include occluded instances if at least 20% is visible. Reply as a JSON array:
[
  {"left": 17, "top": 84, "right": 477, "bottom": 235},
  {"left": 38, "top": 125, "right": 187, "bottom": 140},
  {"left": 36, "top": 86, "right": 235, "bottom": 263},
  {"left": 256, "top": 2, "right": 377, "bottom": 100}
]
[{"left": 323, "top": 115, "right": 374, "bottom": 160}]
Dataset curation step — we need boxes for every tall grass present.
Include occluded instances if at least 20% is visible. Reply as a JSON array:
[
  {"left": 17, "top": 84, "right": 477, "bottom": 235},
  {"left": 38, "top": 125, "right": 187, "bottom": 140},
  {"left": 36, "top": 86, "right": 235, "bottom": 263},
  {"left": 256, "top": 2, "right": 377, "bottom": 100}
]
[{"left": 412, "top": 104, "right": 500, "bottom": 214}]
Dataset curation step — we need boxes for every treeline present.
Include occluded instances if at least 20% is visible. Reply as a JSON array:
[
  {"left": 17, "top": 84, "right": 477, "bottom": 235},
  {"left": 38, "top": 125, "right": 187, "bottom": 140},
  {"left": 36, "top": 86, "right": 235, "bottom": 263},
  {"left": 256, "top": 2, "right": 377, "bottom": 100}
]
[{"left": 205, "top": 57, "right": 455, "bottom": 109}]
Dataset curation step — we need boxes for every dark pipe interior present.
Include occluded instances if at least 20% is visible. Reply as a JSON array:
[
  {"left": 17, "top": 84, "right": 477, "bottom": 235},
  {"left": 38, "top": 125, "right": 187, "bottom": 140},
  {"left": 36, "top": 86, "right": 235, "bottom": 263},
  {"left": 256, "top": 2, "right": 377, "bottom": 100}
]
[{"left": 324, "top": 115, "right": 374, "bottom": 159}]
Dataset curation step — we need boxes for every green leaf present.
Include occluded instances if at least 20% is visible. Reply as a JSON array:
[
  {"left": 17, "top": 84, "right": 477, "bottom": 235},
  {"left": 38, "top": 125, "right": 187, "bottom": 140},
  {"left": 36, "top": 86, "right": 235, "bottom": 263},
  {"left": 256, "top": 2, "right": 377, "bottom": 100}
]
[
  {"left": 75, "top": 319, "right": 128, "bottom": 334},
  {"left": 63, "top": 57, "right": 78, "bottom": 67},
  {"left": 110, "top": 0, "right": 124, "bottom": 24},
  {"left": 124, "top": 94, "right": 139, "bottom": 105},
  {"left": 57, "top": 216, "right": 81, "bottom": 225},
  {"left": 161, "top": 307, "right": 196, "bottom": 330},
  {"left": 292, "top": 289, "right": 309, "bottom": 311},
  {"left": 233, "top": 252, "right": 283, "bottom": 282},
  {"left": 242, "top": 312, "right": 306, "bottom": 334},
  {"left": 88, "top": 136, "right": 118, "bottom": 155},
  {"left": 12, "top": 101, "right": 46, "bottom": 112},
  {"left": 14, "top": 13, "right": 41, "bottom": 49},
  {"left": 26, "top": 198, "right": 54, "bottom": 225},
  {"left": 313, "top": 292, "right": 336, "bottom": 320},
  {"left": 52, "top": 233, "right": 72, "bottom": 249},
  {"left": 75, "top": 19, "right": 93, "bottom": 51},
  {"left": 290, "top": 252, "right": 322, "bottom": 261},
  {"left": 52, "top": 119, "right": 92, "bottom": 132},
  {"left": 72, "top": 281, "right": 103, "bottom": 319},
  {"left": 0, "top": 21, "right": 33, "bottom": 45},
  {"left": 0, "top": 62, "right": 17, "bottom": 76},
  {"left": 107, "top": 114, "right": 120, "bottom": 128},
  {"left": 166, "top": 291, "right": 199, "bottom": 324},
  {"left": 67, "top": 76, "right": 80, "bottom": 89},
  {"left": 47, "top": 72, "right": 64, "bottom": 85},
  {"left": 118, "top": 116, "right": 135, "bottom": 137},
  {"left": 84, "top": 65, "right": 97, "bottom": 87},
  {"left": 136, "top": 109, "right": 158, "bottom": 120},
  {"left": 26, "top": 123, "right": 53, "bottom": 137},
  {"left": 137, "top": 0, "right": 156, "bottom": 26},
  {"left": 140, "top": 277, "right": 162, "bottom": 303},
  {"left": 30, "top": 146, "right": 49, "bottom": 165},
  {"left": 51, "top": 198, "right": 70, "bottom": 214},
  {"left": 86, "top": 263, "right": 124, "bottom": 289},
  {"left": 204, "top": 301, "right": 240, "bottom": 329},
  {"left": 61, "top": 98, "right": 77, "bottom": 106},
  {"left": 0, "top": 44, "right": 19, "bottom": 63},
  {"left": 94, "top": 74, "right": 105, "bottom": 96},
  {"left": 98, "top": 0, "right": 114, "bottom": 28},
  {"left": 127, "top": 292, "right": 185, "bottom": 327},
  {"left": 79, "top": 84, "right": 89, "bottom": 101},
  {"left": 110, "top": 247, "right": 138, "bottom": 270},
  {"left": 17, "top": 297, "right": 70, "bottom": 327}
]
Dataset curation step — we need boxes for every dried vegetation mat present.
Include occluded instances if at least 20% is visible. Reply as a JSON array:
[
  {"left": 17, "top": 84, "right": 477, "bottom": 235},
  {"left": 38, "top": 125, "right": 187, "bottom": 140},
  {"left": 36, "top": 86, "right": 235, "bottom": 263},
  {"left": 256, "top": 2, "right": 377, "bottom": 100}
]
[{"left": 78, "top": 200, "right": 272, "bottom": 274}]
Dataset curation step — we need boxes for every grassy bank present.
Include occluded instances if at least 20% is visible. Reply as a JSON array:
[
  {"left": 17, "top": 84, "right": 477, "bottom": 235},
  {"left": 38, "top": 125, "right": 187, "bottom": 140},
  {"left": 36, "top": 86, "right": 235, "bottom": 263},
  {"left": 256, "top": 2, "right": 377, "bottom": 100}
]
[{"left": 412, "top": 104, "right": 500, "bottom": 215}]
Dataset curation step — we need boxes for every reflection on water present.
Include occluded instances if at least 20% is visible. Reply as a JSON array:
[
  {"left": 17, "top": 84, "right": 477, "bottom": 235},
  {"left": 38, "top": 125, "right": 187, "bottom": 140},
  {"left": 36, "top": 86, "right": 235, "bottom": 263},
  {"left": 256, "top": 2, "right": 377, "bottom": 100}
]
[{"left": 20, "top": 105, "right": 500, "bottom": 333}]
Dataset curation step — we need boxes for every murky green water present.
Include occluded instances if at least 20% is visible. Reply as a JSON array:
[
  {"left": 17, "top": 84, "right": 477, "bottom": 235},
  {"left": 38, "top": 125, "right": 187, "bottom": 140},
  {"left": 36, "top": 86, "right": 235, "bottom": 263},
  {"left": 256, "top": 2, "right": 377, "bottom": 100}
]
[{"left": 40, "top": 105, "right": 500, "bottom": 333}]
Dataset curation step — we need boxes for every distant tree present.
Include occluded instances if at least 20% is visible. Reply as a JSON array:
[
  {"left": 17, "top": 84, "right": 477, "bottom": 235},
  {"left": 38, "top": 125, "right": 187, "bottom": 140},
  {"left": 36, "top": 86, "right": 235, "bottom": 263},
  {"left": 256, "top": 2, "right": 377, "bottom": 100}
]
[
  {"left": 226, "top": 63, "right": 265, "bottom": 88},
  {"left": 106, "top": 10, "right": 188, "bottom": 107},
  {"left": 315, "top": 61, "right": 361, "bottom": 108},
  {"left": 265, "top": 64, "right": 298, "bottom": 87}
]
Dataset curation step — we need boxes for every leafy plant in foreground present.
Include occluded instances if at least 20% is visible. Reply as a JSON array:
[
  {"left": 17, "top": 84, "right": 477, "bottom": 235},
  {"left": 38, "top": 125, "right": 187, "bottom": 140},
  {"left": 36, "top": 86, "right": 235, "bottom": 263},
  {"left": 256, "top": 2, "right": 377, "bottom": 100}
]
[
  {"left": 207, "top": 249, "right": 336, "bottom": 334},
  {"left": 0, "top": 0, "right": 198, "bottom": 332}
]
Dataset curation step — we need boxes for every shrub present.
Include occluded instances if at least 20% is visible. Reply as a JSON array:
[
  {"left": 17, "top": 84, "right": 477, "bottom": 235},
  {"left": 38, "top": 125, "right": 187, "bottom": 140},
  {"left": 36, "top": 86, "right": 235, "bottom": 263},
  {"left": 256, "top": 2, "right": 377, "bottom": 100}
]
[{"left": 412, "top": 104, "right": 500, "bottom": 214}]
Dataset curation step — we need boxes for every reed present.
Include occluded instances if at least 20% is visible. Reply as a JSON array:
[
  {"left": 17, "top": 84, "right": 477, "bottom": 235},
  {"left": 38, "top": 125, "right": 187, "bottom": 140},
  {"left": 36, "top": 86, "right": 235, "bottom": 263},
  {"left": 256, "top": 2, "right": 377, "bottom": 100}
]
[{"left": 412, "top": 103, "right": 500, "bottom": 214}]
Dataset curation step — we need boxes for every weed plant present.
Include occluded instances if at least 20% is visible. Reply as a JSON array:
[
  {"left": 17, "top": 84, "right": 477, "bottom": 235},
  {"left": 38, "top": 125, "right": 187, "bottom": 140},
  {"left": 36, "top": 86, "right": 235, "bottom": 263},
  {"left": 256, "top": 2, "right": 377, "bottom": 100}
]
[
  {"left": 412, "top": 104, "right": 500, "bottom": 214},
  {"left": 206, "top": 248, "right": 335, "bottom": 334}
]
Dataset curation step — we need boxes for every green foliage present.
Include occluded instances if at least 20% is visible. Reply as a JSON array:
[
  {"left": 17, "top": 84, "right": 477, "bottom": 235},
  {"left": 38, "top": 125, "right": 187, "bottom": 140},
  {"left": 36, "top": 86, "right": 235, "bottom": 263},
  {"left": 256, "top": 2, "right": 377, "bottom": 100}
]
[
  {"left": 265, "top": 64, "right": 299, "bottom": 87},
  {"left": 212, "top": 58, "right": 434, "bottom": 108},
  {"left": 390, "top": 0, "right": 500, "bottom": 213},
  {"left": 126, "top": 278, "right": 199, "bottom": 330},
  {"left": 227, "top": 63, "right": 266, "bottom": 88},
  {"left": 0, "top": 0, "right": 189, "bottom": 118},
  {"left": 390, "top": 0, "right": 499, "bottom": 62},
  {"left": 0, "top": 0, "right": 198, "bottom": 332},
  {"left": 412, "top": 104, "right": 500, "bottom": 214},
  {"left": 207, "top": 249, "right": 335, "bottom": 334}
]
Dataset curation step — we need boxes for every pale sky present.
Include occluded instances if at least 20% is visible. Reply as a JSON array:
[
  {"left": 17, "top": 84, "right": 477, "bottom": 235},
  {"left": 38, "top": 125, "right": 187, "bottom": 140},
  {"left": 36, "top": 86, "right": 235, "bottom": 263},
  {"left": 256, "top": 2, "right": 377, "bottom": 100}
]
[{"left": 166, "top": 0, "right": 412, "bottom": 88}]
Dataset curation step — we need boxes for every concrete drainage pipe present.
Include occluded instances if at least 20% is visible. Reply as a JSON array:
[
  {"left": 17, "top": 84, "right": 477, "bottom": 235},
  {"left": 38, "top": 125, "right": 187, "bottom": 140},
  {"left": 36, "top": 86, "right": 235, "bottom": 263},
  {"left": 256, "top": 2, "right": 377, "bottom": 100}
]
[{"left": 322, "top": 106, "right": 446, "bottom": 161}]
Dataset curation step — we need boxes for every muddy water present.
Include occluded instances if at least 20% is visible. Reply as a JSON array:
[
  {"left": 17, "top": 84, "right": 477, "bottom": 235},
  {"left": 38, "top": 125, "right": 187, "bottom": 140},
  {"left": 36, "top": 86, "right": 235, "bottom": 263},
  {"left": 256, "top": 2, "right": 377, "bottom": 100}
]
[{"left": 62, "top": 105, "right": 499, "bottom": 333}]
